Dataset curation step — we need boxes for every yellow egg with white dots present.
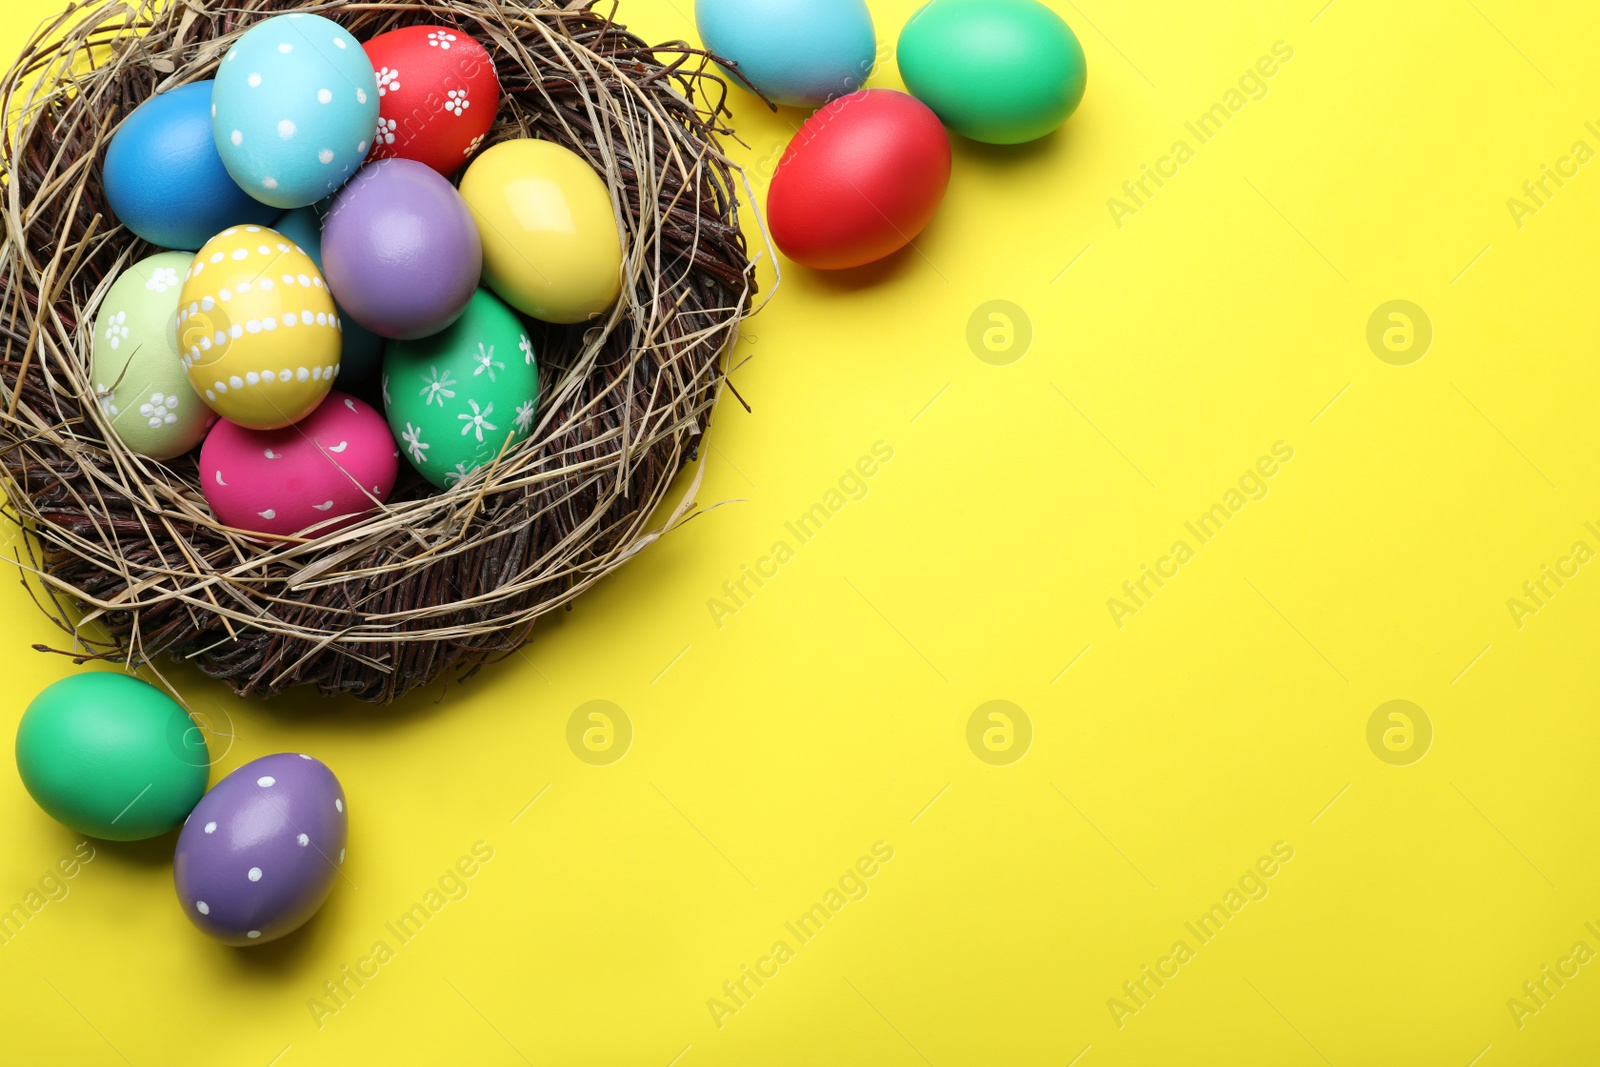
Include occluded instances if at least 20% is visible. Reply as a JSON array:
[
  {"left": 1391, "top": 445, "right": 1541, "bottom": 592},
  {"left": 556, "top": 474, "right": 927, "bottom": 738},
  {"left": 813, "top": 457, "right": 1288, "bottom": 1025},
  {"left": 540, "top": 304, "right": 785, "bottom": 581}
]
[{"left": 176, "top": 225, "right": 342, "bottom": 430}]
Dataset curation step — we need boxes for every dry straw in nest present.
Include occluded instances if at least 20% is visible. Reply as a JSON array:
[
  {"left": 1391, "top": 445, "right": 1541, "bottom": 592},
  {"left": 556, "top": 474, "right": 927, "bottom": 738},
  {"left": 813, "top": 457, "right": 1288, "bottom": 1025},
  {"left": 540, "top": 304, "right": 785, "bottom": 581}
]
[{"left": 0, "top": 0, "right": 759, "bottom": 702}]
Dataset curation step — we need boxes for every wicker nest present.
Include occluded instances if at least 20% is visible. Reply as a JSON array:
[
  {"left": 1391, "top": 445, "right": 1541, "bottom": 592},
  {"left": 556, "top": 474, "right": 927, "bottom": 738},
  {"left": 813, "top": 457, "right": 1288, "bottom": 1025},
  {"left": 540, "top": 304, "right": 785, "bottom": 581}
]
[{"left": 0, "top": 0, "right": 757, "bottom": 701}]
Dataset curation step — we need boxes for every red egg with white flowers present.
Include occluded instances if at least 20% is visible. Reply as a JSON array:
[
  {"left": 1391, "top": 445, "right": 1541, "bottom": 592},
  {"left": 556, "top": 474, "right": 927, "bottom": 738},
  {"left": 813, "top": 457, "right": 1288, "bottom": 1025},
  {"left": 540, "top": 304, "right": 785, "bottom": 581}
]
[
  {"left": 767, "top": 89, "right": 952, "bottom": 271},
  {"left": 363, "top": 25, "right": 501, "bottom": 176}
]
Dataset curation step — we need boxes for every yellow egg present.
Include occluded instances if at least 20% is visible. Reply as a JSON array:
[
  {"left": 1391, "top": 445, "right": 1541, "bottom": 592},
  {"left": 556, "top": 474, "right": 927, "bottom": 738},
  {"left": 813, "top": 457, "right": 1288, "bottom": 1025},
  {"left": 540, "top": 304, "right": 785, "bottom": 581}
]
[
  {"left": 176, "top": 225, "right": 341, "bottom": 430},
  {"left": 458, "top": 140, "right": 625, "bottom": 325}
]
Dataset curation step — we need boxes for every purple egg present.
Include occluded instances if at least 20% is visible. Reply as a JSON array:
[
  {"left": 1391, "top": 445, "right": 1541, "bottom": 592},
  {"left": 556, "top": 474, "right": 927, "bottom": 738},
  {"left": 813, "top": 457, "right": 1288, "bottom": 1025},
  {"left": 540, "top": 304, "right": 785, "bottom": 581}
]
[
  {"left": 174, "top": 753, "right": 348, "bottom": 947},
  {"left": 322, "top": 159, "right": 482, "bottom": 340}
]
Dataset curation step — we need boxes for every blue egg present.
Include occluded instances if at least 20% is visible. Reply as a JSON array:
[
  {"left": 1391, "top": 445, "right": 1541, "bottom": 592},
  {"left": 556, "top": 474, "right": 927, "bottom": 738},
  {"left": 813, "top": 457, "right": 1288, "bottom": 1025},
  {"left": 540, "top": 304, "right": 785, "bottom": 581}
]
[
  {"left": 696, "top": 0, "right": 876, "bottom": 108},
  {"left": 212, "top": 13, "right": 379, "bottom": 210},
  {"left": 102, "top": 81, "right": 278, "bottom": 250},
  {"left": 272, "top": 207, "right": 383, "bottom": 384}
]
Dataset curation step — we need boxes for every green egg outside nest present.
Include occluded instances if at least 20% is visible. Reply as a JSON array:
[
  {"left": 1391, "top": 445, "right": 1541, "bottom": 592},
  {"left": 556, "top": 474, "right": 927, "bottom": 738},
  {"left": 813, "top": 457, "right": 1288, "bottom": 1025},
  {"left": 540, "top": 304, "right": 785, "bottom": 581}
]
[
  {"left": 15, "top": 674, "right": 210, "bottom": 841},
  {"left": 898, "top": 0, "right": 1088, "bottom": 145}
]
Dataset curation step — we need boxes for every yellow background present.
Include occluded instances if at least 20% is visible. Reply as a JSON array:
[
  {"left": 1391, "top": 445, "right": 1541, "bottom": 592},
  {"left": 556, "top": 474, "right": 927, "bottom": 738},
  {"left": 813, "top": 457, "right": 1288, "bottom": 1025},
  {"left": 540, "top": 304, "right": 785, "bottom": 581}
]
[{"left": 3, "top": 0, "right": 1599, "bottom": 1063}]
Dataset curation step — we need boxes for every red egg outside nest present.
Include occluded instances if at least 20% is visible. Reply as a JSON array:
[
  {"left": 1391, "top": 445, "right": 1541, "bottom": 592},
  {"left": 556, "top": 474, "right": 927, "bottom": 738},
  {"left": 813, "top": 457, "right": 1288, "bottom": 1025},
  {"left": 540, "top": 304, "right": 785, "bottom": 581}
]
[
  {"left": 767, "top": 89, "right": 953, "bottom": 271},
  {"left": 363, "top": 25, "right": 501, "bottom": 176}
]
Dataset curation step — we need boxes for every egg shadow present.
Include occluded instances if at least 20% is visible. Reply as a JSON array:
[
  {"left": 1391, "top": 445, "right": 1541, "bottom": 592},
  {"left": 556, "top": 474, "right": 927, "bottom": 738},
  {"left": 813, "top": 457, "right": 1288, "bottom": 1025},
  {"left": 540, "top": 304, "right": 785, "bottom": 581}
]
[
  {"left": 91, "top": 827, "right": 182, "bottom": 871},
  {"left": 723, "top": 79, "right": 812, "bottom": 125},
  {"left": 219, "top": 899, "right": 335, "bottom": 978},
  {"left": 951, "top": 121, "right": 1075, "bottom": 170},
  {"left": 770, "top": 102, "right": 819, "bottom": 128},
  {"left": 792, "top": 240, "right": 928, "bottom": 295}
]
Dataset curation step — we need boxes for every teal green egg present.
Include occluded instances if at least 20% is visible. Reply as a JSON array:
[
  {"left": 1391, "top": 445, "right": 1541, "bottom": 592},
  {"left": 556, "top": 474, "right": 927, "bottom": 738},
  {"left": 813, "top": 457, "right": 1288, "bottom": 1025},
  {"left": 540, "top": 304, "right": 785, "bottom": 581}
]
[
  {"left": 14, "top": 674, "right": 209, "bottom": 841},
  {"left": 897, "top": 0, "right": 1087, "bottom": 145}
]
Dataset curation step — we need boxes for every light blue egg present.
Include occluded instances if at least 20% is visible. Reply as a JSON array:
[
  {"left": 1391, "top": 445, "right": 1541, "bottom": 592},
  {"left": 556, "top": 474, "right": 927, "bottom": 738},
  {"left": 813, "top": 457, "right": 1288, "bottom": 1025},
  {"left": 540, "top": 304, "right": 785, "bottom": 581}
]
[
  {"left": 696, "top": 0, "right": 876, "bottom": 108},
  {"left": 212, "top": 13, "right": 379, "bottom": 210}
]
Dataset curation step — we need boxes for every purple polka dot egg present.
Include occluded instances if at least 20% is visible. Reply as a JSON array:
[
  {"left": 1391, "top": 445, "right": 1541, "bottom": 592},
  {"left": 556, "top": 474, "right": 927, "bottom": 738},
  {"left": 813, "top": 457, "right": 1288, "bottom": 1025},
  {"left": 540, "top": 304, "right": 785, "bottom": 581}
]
[{"left": 175, "top": 753, "right": 348, "bottom": 946}]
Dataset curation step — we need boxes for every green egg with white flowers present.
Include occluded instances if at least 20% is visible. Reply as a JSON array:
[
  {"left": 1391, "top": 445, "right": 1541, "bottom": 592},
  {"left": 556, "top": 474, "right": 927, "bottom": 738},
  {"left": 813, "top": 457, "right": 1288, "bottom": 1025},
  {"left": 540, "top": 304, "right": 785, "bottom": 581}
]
[{"left": 382, "top": 288, "right": 540, "bottom": 490}]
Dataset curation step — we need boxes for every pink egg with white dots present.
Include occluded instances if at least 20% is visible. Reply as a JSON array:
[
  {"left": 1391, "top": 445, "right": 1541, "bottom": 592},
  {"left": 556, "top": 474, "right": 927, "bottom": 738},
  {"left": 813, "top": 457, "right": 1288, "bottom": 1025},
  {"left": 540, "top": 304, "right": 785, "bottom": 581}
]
[{"left": 200, "top": 392, "right": 399, "bottom": 537}]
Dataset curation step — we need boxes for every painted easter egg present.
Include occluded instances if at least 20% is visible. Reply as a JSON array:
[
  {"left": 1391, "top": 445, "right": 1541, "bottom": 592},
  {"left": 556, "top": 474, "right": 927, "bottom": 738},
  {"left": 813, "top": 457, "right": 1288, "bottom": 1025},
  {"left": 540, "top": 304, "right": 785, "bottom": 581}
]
[
  {"left": 103, "top": 81, "right": 278, "bottom": 250},
  {"left": 200, "top": 392, "right": 397, "bottom": 537},
  {"left": 897, "top": 0, "right": 1087, "bottom": 144},
  {"left": 90, "top": 252, "right": 214, "bottom": 459},
  {"left": 695, "top": 0, "right": 876, "bottom": 108},
  {"left": 363, "top": 25, "right": 501, "bottom": 175},
  {"left": 15, "top": 673, "right": 209, "bottom": 841},
  {"left": 212, "top": 13, "right": 380, "bottom": 209},
  {"left": 458, "top": 139, "right": 623, "bottom": 324},
  {"left": 272, "top": 206, "right": 384, "bottom": 385},
  {"left": 382, "top": 288, "right": 538, "bottom": 489},
  {"left": 176, "top": 225, "right": 341, "bottom": 430},
  {"left": 174, "top": 753, "right": 348, "bottom": 946},
  {"left": 322, "top": 159, "right": 482, "bottom": 340},
  {"left": 768, "top": 89, "right": 951, "bottom": 269}
]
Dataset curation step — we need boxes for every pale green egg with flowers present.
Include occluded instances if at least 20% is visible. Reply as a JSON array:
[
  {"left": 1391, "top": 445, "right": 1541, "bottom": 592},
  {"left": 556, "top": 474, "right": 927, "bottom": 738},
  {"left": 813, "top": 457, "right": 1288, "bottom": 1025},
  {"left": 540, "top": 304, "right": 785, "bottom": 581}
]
[
  {"left": 382, "top": 288, "right": 539, "bottom": 489},
  {"left": 90, "top": 252, "right": 213, "bottom": 460}
]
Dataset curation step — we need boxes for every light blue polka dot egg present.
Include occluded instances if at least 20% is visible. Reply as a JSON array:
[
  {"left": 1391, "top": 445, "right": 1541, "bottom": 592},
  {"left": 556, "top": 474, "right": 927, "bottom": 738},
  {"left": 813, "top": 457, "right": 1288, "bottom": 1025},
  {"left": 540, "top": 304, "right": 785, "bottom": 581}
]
[{"left": 212, "top": 13, "right": 379, "bottom": 210}]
